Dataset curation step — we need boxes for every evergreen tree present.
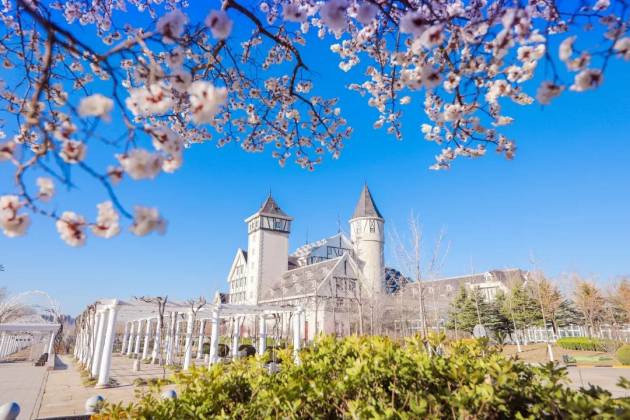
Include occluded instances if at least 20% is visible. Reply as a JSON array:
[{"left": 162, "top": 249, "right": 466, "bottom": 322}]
[
  {"left": 487, "top": 290, "right": 513, "bottom": 336},
  {"left": 509, "top": 283, "right": 542, "bottom": 330},
  {"left": 446, "top": 285, "right": 492, "bottom": 336}
]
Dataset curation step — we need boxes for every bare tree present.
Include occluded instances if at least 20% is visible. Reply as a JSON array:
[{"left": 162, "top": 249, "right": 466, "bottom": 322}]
[
  {"left": 389, "top": 210, "right": 449, "bottom": 341},
  {"left": 567, "top": 272, "right": 606, "bottom": 340}
]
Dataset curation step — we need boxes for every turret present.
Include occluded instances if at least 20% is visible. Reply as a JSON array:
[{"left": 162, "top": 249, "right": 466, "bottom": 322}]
[
  {"left": 245, "top": 193, "right": 292, "bottom": 303},
  {"left": 349, "top": 184, "right": 385, "bottom": 294}
]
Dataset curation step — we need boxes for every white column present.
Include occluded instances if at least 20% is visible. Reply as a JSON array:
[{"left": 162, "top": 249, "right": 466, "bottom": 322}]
[
  {"left": 232, "top": 317, "right": 240, "bottom": 360},
  {"left": 142, "top": 319, "right": 151, "bottom": 360},
  {"left": 208, "top": 309, "right": 221, "bottom": 365},
  {"left": 86, "top": 311, "right": 97, "bottom": 370},
  {"left": 91, "top": 309, "right": 108, "bottom": 377},
  {"left": 133, "top": 320, "right": 143, "bottom": 357},
  {"left": 259, "top": 314, "right": 267, "bottom": 355},
  {"left": 126, "top": 321, "right": 136, "bottom": 355},
  {"left": 0, "top": 333, "right": 6, "bottom": 360},
  {"left": 183, "top": 312, "right": 195, "bottom": 370},
  {"left": 293, "top": 308, "right": 302, "bottom": 362},
  {"left": 174, "top": 320, "right": 181, "bottom": 355},
  {"left": 121, "top": 322, "right": 130, "bottom": 355},
  {"left": 166, "top": 313, "right": 177, "bottom": 365},
  {"left": 152, "top": 317, "right": 162, "bottom": 364},
  {"left": 197, "top": 320, "right": 205, "bottom": 359},
  {"left": 48, "top": 330, "right": 57, "bottom": 356},
  {"left": 97, "top": 307, "right": 119, "bottom": 388}
]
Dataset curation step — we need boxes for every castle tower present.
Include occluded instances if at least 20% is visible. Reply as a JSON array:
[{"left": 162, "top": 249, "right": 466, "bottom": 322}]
[
  {"left": 245, "top": 193, "right": 293, "bottom": 304},
  {"left": 349, "top": 184, "right": 385, "bottom": 294}
]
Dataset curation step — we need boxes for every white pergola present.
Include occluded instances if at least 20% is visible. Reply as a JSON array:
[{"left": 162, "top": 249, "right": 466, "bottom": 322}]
[
  {"left": 74, "top": 298, "right": 304, "bottom": 388},
  {"left": 0, "top": 323, "right": 61, "bottom": 362}
]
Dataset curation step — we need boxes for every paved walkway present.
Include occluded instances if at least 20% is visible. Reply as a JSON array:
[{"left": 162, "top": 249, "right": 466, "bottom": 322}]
[
  {"left": 37, "top": 355, "right": 179, "bottom": 418},
  {"left": 565, "top": 367, "right": 630, "bottom": 398},
  {"left": 0, "top": 361, "right": 48, "bottom": 420}
]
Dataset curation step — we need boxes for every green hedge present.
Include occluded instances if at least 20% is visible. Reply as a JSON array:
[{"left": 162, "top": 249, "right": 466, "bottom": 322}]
[
  {"left": 96, "top": 335, "right": 630, "bottom": 419},
  {"left": 557, "top": 337, "right": 623, "bottom": 352},
  {"left": 618, "top": 346, "right": 630, "bottom": 365}
]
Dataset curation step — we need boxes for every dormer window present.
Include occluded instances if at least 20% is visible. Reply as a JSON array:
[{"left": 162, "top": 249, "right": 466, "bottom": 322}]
[
  {"left": 485, "top": 273, "right": 492, "bottom": 282},
  {"left": 275, "top": 221, "right": 281, "bottom": 229}
]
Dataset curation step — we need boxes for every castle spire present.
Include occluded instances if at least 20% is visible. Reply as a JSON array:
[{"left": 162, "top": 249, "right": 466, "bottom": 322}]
[{"left": 350, "top": 183, "right": 383, "bottom": 220}]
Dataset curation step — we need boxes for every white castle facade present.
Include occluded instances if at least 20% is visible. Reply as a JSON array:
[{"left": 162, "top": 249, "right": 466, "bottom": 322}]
[{"left": 224, "top": 184, "right": 385, "bottom": 340}]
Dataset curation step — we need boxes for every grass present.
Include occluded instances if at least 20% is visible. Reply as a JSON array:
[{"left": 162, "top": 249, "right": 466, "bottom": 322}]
[
  {"left": 133, "top": 377, "right": 174, "bottom": 387},
  {"left": 502, "top": 342, "right": 620, "bottom": 366},
  {"left": 165, "top": 364, "right": 182, "bottom": 372}
]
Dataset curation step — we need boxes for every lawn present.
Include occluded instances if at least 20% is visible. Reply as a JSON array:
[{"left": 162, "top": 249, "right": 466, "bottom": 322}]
[{"left": 502, "top": 342, "right": 620, "bottom": 366}]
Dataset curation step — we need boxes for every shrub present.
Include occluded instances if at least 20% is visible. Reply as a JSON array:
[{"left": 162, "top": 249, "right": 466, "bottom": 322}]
[
  {"left": 557, "top": 337, "right": 623, "bottom": 352},
  {"left": 238, "top": 344, "right": 256, "bottom": 358},
  {"left": 97, "top": 335, "right": 630, "bottom": 419},
  {"left": 202, "top": 342, "right": 210, "bottom": 355},
  {"left": 142, "top": 358, "right": 152, "bottom": 364},
  {"left": 617, "top": 346, "right": 630, "bottom": 365},
  {"left": 218, "top": 343, "right": 230, "bottom": 358}
]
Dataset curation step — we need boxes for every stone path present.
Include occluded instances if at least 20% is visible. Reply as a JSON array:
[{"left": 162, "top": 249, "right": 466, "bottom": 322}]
[
  {"left": 0, "top": 360, "right": 48, "bottom": 420},
  {"left": 37, "top": 355, "right": 179, "bottom": 418}
]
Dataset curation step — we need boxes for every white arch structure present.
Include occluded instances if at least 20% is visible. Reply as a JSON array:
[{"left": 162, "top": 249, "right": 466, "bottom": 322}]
[
  {"left": 74, "top": 298, "right": 304, "bottom": 388},
  {"left": 0, "top": 323, "right": 61, "bottom": 364}
]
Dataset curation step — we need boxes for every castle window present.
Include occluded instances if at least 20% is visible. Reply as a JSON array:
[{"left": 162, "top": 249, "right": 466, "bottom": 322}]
[
  {"left": 282, "top": 287, "right": 287, "bottom": 295},
  {"left": 322, "top": 268, "right": 329, "bottom": 276},
  {"left": 429, "top": 287, "right": 434, "bottom": 294},
  {"left": 296, "top": 284, "right": 302, "bottom": 293},
  {"left": 306, "top": 271, "right": 313, "bottom": 279},
  {"left": 275, "top": 220, "right": 281, "bottom": 229},
  {"left": 446, "top": 285, "right": 452, "bottom": 292},
  {"left": 369, "top": 220, "right": 376, "bottom": 233},
  {"left": 312, "top": 280, "right": 317, "bottom": 290},
  {"left": 292, "top": 274, "right": 298, "bottom": 282}
]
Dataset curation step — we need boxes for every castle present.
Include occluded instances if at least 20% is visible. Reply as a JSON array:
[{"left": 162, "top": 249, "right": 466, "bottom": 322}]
[
  {"left": 224, "top": 184, "right": 386, "bottom": 339},
  {"left": 222, "top": 184, "right": 529, "bottom": 340}
]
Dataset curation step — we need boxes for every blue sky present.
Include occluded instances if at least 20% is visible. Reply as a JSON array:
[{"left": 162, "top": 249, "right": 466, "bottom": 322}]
[{"left": 1, "top": 7, "right": 629, "bottom": 316}]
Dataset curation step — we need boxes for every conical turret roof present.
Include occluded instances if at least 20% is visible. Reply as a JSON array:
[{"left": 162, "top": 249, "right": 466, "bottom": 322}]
[
  {"left": 350, "top": 184, "right": 383, "bottom": 220},
  {"left": 258, "top": 195, "right": 289, "bottom": 218}
]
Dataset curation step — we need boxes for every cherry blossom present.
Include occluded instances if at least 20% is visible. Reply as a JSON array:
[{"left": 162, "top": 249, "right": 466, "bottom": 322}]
[
  {"left": 614, "top": 38, "right": 630, "bottom": 60},
  {"left": 351, "top": 3, "right": 378, "bottom": 26},
  {"left": 187, "top": 81, "right": 228, "bottom": 124},
  {"left": 107, "top": 166, "right": 124, "bottom": 185},
  {"left": 77, "top": 94, "right": 114, "bottom": 121},
  {"left": 59, "top": 140, "right": 87, "bottom": 164},
  {"left": 126, "top": 84, "right": 174, "bottom": 116},
  {"left": 320, "top": 0, "right": 349, "bottom": 30},
  {"left": 0, "top": 195, "right": 30, "bottom": 237},
  {"left": 570, "top": 69, "right": 604, "bottom": 92},
  {"left": 536, "top": 81, "right": 565, "bottom": 105},
  {"left": 0, "top": 140, "right": 16, "bottom": 161},
  {"left": 282, "top": 2, "right": 308, "bottom": 23},
  {"left": 116, "top": 149, "right": 164, "bottom": 180},
  {"left": 130, "top": 206, "right": 167, "bottom": 236},
  {"left": 1, "top": 0, "right": 628, "bottom": 243},
  {"left": 205, "top": 10, "right": 233, "bottom": 39},
  {"left": 157, "top": 9, "right": 189, "bottom": 44},
  {"left": 56, "top": 212, "right": 87, "bottom": 247},
  {"left": 91, "top": 201, "right": 121, "bottom": 239},
  {"left": 36, "top": 178, "right": 55, "bottom": 203}
]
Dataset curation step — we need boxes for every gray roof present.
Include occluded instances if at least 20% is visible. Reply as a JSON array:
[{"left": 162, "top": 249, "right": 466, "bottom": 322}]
[
  {"left": 241, "top": 250, "right": 248, "bottom": 263},
  {"left": 351, "top": 184, "right": 383, "bottom": 220},
  {"left": 259, "top": 195, "right": 290, "bottom": 218}
]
